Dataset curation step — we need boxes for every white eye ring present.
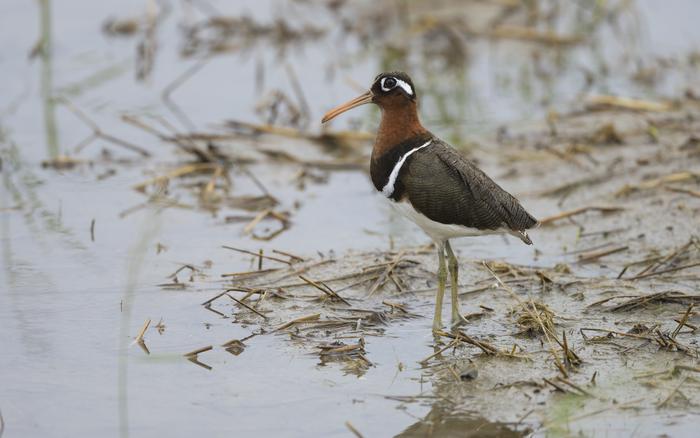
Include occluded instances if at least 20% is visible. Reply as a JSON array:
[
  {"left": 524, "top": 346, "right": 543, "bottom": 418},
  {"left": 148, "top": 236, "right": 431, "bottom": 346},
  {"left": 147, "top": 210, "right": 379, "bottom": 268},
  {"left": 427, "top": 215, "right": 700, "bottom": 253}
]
[
  {"left": 380, "top": 77, "right": 414, "bottom": 96},
  {"left": 381, "top": 77, "right": 397, "bottom": 91}
]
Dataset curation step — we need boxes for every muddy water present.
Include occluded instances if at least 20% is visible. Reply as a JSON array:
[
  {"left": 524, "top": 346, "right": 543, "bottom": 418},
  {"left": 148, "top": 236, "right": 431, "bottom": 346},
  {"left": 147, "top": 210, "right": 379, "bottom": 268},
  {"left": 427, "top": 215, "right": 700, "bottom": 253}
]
[{"left": 2, "top": 1, "right": 700, "bottom": 437}]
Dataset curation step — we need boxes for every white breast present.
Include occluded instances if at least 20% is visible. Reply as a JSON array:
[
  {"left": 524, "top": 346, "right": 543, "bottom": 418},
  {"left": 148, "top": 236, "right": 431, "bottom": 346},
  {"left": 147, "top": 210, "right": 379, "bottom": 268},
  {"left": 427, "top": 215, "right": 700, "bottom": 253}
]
[{"left": 391, "top": 200, "right": 507, "bottom": 243}]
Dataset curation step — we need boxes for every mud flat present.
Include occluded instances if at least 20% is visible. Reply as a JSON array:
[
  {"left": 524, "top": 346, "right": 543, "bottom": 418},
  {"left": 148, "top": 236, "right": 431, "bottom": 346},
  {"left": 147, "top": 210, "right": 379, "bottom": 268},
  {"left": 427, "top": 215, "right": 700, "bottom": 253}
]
[
  {"left": 2, "top": 1, "right": 700, "bottom": 436},
  {"left": 158, "top": 98, "right": 700, "bottom": 436}
]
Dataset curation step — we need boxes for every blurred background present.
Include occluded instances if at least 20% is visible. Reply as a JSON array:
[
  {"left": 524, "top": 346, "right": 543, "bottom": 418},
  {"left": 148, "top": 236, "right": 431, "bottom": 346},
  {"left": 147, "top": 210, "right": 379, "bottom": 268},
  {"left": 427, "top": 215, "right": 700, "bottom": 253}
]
[{"left": 2, "top": 1, "right": 700, "bottom": 437}]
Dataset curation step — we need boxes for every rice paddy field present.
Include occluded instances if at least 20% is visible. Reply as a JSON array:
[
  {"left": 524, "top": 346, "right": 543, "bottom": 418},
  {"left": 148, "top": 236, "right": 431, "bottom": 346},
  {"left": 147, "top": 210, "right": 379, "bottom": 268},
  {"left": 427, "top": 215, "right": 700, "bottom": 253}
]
[{"left": 2, "top": 1, "right": 700, "bottom": 436}]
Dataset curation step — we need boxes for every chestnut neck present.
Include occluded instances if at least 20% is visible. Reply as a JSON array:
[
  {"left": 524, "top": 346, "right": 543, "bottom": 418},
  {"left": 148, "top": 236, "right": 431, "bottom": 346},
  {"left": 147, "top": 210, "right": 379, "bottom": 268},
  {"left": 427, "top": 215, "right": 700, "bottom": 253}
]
[{"left": 372, "top": 101, "right": 429, "bottom": 161}]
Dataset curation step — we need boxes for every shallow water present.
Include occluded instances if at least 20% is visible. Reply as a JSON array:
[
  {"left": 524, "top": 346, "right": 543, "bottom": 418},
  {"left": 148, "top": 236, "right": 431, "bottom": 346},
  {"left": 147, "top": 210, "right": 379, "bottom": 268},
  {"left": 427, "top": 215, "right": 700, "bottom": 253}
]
[{"left": 2, "top": 1, "right": 700, "bottom": 436}]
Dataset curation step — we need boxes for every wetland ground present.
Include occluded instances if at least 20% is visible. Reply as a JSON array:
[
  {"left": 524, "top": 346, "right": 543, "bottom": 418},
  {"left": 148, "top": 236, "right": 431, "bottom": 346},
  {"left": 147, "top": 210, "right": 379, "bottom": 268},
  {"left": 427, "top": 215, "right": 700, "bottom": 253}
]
[{"left": 2, "top": 1, "right": 700, "bottom": 437}]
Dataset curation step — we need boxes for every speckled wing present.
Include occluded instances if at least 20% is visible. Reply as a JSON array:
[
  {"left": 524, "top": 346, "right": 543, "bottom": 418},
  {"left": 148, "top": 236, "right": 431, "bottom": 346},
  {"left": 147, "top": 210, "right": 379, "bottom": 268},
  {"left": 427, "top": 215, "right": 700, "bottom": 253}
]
[{"left": 400, "top": 139, "right": 538, "bottom": 234}]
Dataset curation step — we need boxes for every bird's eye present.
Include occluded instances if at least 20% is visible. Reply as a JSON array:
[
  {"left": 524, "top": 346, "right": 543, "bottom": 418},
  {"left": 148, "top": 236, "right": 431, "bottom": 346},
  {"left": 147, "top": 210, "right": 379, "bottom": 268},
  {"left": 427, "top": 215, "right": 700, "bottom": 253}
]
[{"left": 381, "top": 77, "right": 397, "bottom": 91}]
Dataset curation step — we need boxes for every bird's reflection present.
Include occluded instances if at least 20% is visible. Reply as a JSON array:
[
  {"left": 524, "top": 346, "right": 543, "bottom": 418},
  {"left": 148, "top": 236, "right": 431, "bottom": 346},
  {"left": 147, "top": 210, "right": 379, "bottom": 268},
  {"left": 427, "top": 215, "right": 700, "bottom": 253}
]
[
  {"left": 395, "top": 372, "right": 530, "bottom": 438},
  {"left": 395, "top": 402, "right": 527, "bottom": 438}
]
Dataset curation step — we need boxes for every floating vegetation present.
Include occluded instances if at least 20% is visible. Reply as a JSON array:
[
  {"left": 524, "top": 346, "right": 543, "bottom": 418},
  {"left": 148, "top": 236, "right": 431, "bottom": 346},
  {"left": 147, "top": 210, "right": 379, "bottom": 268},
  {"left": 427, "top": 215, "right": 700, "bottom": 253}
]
[
  {"left": 514, "top": 301, "right": 555, "bottom": 337},
  {"left": 181, "top": 15, "right": 326, "bottom": 57}
]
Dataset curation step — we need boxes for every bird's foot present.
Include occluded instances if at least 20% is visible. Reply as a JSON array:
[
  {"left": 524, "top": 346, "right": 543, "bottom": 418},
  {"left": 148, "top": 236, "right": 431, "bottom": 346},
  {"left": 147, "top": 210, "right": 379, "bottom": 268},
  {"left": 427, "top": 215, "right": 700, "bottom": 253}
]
[
  {"left": 432, "top": 320, "right": 444, "bottom": 334},
  {"left": 450, "top": 313, "right": 469, "bottom": 330}
]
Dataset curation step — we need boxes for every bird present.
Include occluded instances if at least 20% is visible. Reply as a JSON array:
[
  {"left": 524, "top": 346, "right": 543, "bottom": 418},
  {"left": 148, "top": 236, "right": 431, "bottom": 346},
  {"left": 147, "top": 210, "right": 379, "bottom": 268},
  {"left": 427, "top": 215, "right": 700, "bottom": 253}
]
[{"left": 321, "top": 71, "right": 538, "bottom": 333}]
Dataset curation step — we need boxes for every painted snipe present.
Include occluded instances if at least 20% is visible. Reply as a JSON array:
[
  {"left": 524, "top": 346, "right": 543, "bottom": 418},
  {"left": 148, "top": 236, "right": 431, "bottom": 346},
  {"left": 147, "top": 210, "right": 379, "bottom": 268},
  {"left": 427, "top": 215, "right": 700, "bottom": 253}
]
[{"left": 322, "top": 72, "right": 538, "bottom": 332}]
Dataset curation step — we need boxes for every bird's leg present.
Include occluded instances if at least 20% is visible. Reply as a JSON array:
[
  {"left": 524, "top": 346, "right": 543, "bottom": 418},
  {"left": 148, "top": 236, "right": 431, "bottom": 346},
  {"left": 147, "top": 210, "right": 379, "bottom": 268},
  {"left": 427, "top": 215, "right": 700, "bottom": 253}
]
[
  {"left": 433, "top": 241, "right": 447, "bottom": 333},
  {"left": 445, "top": 241, "right": 468, "bottom": 329}
]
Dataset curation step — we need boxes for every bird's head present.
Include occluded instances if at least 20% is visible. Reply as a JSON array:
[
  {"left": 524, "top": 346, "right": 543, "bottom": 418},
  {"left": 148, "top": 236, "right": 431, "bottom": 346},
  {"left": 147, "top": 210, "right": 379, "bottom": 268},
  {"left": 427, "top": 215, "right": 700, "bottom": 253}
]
[{"left": 321, "top": 71, "right": 417, "bottom": 123}]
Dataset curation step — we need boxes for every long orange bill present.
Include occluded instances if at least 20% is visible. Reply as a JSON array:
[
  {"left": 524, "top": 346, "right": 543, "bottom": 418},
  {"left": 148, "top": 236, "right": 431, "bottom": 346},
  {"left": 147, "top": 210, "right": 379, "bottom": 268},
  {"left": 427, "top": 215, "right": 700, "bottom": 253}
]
[{"left": 321, "top": 91, "right": 373, "bottom": 123}]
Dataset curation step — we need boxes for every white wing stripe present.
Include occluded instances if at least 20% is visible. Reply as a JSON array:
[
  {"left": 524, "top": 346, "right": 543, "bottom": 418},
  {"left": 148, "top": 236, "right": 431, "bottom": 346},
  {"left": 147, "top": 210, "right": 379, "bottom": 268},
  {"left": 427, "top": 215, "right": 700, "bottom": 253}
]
[{"left": 381, "top": 140, "right": 432, "bottom": 197}]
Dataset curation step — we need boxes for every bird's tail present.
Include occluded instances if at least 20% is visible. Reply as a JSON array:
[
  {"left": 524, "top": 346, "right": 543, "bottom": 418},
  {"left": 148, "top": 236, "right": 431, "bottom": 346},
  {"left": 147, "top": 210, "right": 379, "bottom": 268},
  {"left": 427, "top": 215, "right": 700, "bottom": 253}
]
[{"left": 511, "top": 230, "right": 533, "bottom": 245}]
